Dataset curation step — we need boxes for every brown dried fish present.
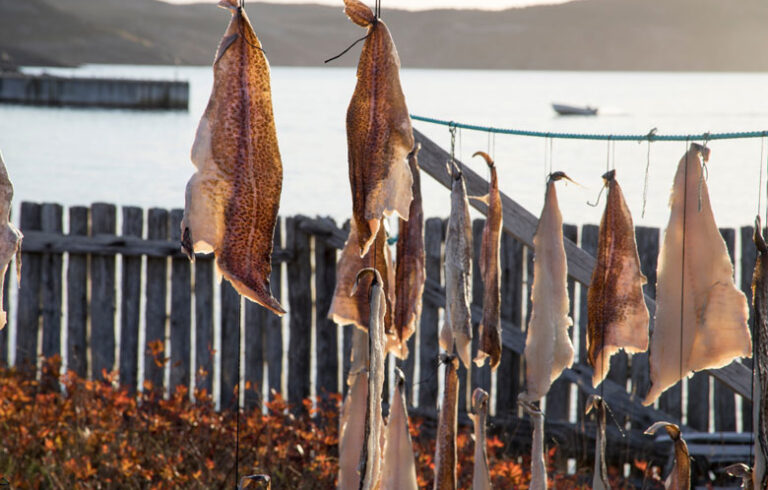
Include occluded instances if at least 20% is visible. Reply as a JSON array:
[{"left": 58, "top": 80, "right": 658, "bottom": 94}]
[
  {"left": 587, "top": 170, "right": 649, "bottom": 387},
  {"left": 393, "top": 143, "right": 425, "bottom": 359},
  {"left": 472, "top": 151, "right": 502, "bottom": 370},
  {"left": 752, "top": 216, "right": 768, "bottom": 489},
  {"left": 344, "top": 0, "right": 415, "bottom": 257},
  {"left": 470, "top": 388, "right": 491, "bottom": 490},
  {"left": 586, "top": 395, "right": 608, "bottom": 490},
  {"left": 645, "top": 422, "right": 690, "bottom": 490},
  {"left": 434, "top": 354, "right": 459, "bottom": 490},
  {"left": 520, "top": 400, "right": 546, "bottom": 490},
  {"left": 441, "top": 165, "right": 473, "bottom": 369},
  {"left": 380, "top": 368, "right": 418, "bottom": 490},
  {"left": 181, "top": 0, "right": 284, "bottom": 315},
  {"left": 0, "top": 151, "right": 21, "bottom": 330}
]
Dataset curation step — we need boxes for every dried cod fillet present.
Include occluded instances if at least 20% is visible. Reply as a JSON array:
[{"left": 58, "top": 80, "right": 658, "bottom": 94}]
[
  {"left": 434, "top": 354, "right": 459, "bottom": 490},
  {"left": 520, "top": 400, "right": 546, "bottom": 490},
  {"left": 338, "top": 328, "right": 371, "bottom": 489},
  {"left": 393, "top": 144, "right": 425, "bottom": 359},
  {"left": 587, "top": 170, "right": 649, "bottom": 387},
  {"left": 520, "top": 173, "right": 574, "bottom": 402},
  {"left": 586, "top": 395, "right": 608, "bottom": 490},
  {"left": 181, "top": 0, "right": 284, "bottom": 315},
  {"left": 644, "top": 145, "right": 751, "bottom": 405},
  {"left": 470, "top": 388, "right": 492, "bottom": 490},
  {"left": 472, "top": 151, "right": 502, "bottom": 370},
  {"left": 645, "top": 422, "right": 690, "bottom": 490},
  {"left": 441, "top": 166, "right": 473, "bottom": 369},
  {"left": 0, "top": 151, "right": 21, "bottom": 330},
  {"left": 344, "top": 0, "right": 415, "bottom": 257},
  {"left": 380, "top": 368, "right": 418, "bottom": 490},
  {"left": 752, "top": 217, "right": 768, "bottom": 490}
]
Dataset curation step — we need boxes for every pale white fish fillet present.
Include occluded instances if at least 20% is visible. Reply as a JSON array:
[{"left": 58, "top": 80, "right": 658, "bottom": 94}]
[
  {"left": 470, "top": 388, "right": 492, "bottom": 490},
  {"left": 338, "top": 328, "right": 369, "bottom": 490},
  {"left": 380, "top": 368, "right": 417, "bottom": 490},
  {"left": 520, "top": 176, "right": 574, "bottom": 402},
  {"left": 644, "top": 145, "right": 751, "bottom": 405},
  {"left": 442, "top": 167, "right": 473, "bottom": 369},
  {"left": 0, "top": 151, "right": 21, "bottom": 330},
  {"left": 521, "top": 401, "right": 546, "bottom": 490},
  {"left": 586, "top": 395, "right": 608, "bottom": 490}
]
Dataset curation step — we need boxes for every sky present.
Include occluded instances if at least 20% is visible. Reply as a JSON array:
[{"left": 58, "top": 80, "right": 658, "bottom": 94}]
[{"left": 161, "top": 0, "right": 577, "bottom": 10}]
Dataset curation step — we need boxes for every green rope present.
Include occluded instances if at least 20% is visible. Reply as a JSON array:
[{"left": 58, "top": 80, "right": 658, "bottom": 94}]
[{"left": 410, "top": 114, "right": 768, "bottom": 142}]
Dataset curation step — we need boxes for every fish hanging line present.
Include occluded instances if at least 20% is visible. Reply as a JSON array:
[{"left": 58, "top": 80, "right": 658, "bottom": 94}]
[
  {"left": 323, "top": 0, "right": 382, "bottom": 63},
  {"left": 236, "top": 0, "right": 266, "bottom": 53}
]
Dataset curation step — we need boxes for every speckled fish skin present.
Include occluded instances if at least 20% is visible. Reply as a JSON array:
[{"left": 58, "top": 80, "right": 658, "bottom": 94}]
[
  {"left": 0, "top": 151, "right": 21, "bottom": 330},
  {"left": 586, "top": 395, "right": 608, "bottom": 490},
  {"left": 181, "top": 0, "right": 284, "bottom": 316},
  {"left": 644, "top": 145, "right": 751, "bottom": 406},
  {"left": 472, "top": 151, "right": 502, "bottom": 370},
  {"left": 380, "top": 368, "right": 418, "bottom": 490},
  {"left": 520, "top": 401, "right": 546, "bottom": 490},
  {"left": 470, "top": 388, "right": 492, "bottom": 490},
  {"left": 752, "top": 217, "right": 768, "bottom": 490},
  {"left": 587, "top": 171, "right": 649, "bottom": 387},
  {"left": 645, "top": 422, "right": 690, "bottom": 490},
  {"left": 393, "top": 144, "right": 425, "bottom": 360},
  {"left": 441, "top": 167, "right": 473, "bottom": 369},
  {"left": 434, "top": 355, "right": 459, "bottom": 490},
  {"left": 344, "top": 0, "right": 415, "bottom": 257},
  {"left": 520, "top": 175, "right": 574, "bottom": 402}
]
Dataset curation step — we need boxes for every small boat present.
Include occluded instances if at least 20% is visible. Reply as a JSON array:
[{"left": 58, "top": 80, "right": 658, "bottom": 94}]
[{"left": 552, "top": 103, "right": 598, "bottom": 116}]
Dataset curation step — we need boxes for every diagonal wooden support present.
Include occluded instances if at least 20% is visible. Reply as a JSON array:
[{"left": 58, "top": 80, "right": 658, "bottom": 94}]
[{"left": 414, "top": 128, "right": 753, "bottom": 402}]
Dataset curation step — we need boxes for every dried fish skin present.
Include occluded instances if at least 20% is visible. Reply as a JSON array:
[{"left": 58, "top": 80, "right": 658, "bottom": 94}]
[
  {"left": 586, "top": 395, "right": 608, "bottom": 490},
  {"left": 520, "top": 177, "right": 574, "bottom": 402},
  {"left": 521, "top": 401, "right": 546, "bottom": 490},
  {"left": 344, "top": 0, "right": 415, "bottom": 257},
  {"left": 394, "top": 144, "right": 425, "bottom": 359},
  {"left": 442, "top": 168, "right": 474, "bottom": 369},
  {"left": 434, "top": 355, "right": 459, "bottom": 490},
  {"left": 0, "top": 151, "right": 21, "bottom": 330},
  {"left": 470, "top": 388, "right": 492, "bottom": 490},
  {"left": 752, "top": 217, "right": 768, "bottom": 490},
  {"left": 644, "top": 145, "right": 751, "bottom": 406},
  {"left": 182, "top": 1, "right": 284, "bottom": 315},
  {"left": 725, "top": 463, "right": 754, "bottom": 490},
  {"left": 380, "top": 368, "right": 418, "bottom": 490},
  {"left": 338, "top": 370, "right": 368, "bottom": 490},
  {"left": 645, "top": 422, "right": 690, "bottom": 490},
  {"left": 587, "top": 172, "right": 649, "bottom": 387},
  {"left": 472, "top": 152, "right": 503, "bottom": 371}
]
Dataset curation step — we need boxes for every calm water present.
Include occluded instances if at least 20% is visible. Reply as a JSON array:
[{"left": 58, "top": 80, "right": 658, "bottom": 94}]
[{"left": 4, "top": 64, "right": 768, "bottom": 230}]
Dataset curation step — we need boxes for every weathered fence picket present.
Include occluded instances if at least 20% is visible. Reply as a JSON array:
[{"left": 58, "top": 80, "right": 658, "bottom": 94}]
[
  {"left": 120, "top": 206, "right": 143, "bottom": 393},
  {"left": 169, "top": 209, "right": 191, "bottom": 395},
  {"left": 90, "top": 203, "right": 116, "bottom": 381}
]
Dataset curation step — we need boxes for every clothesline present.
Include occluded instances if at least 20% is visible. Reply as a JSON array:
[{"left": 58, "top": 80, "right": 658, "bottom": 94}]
[{"left": 410, "top": 114, "right": 768, "bottom": 142}]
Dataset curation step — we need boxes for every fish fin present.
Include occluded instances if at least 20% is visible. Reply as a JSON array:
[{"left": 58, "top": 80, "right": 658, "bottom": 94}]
[
  {"left": 218, "top": 0, "right": 239, "bottom": 9},
  {"left": 181, "top": 226, "right": 195, "bottom": 262},
  {"left": 468, "top": 194, "right": 490, "bottom": 206},
  {"left": 472, "top": 151, "right": 494, "bottom": 168},
  {"left": 215, "top": 33, "right": 239, "bottom": 64},
  {"left": 344, "top": 0, "right": 375, "bottom": 27},
  {"left": 644, "top": 421, "right": 678, "bottom": 437}
]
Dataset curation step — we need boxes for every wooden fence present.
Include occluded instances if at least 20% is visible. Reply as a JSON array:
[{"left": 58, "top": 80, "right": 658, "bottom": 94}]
[{"left": 2, "top": 200, "right": 758, "bottom": 464}]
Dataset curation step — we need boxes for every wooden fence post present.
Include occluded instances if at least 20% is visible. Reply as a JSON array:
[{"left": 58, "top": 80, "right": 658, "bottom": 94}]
[
  {"left": 315, "top": 218, "right": 338, "bottom": 397},
  {"left": 194, "top": 256, "right": 214, "bottom": 396},
  {"left": 287, "top": 216, "right": 311, "bottom": 408},
  {"left": 220, "top": 281, "right": 241, "bottom": 409},
  {"left": 631, "top": 226, "right": 657, "bottom": 429},
  {"left": 418, "top": 217, "right": 442, "bottom": 410},
  {"left": 144, "top": 208, "right": 168, "bottom": 391},
  {"left": 169, "top": 209, "right": 191, "bottom": 396},
  {"left": 120, "top": 206, "right": 143, "bottom": 392},
  {"left": 266, "top": 219, "right": 283, "bottom": 398},
  {"left": 496, "top": 232, "right": 524, "bottom": 416},
  {"left": 67, "top": 206, "right": 89, "bottom": 377},
  {"left": 714, "top": 228, "right": 736, "bottom": 431},
  {"left": 17, "top": 202, "right": 42, "bottom": 371},
  {"left": 40, "top": 203, "right": 63, "bottom": 359},
  {"left": 740, "top": 225, "right": 756, "bottom": 431},
  {"left": 90, "top": 203, "right": 117, "bottom": 381},
  {"left": 0, "top": 266, "right": 7, "bottom": 366}
]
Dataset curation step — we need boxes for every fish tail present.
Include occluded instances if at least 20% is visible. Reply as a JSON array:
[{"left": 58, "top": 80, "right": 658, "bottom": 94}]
[
  {"left": 344, "top": 0, "right": 376, "bottom": 27},
  {"left": 472, "top": 151, "right": 495, "bottom": 168},
  {"left": 218, "top": 0, "right": 239, "bottom": 10}
]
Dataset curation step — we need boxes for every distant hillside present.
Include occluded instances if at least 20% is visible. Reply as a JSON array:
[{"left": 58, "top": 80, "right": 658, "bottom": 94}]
[{"left": 2, "top": 0, "right": 768, "bottom": 70}]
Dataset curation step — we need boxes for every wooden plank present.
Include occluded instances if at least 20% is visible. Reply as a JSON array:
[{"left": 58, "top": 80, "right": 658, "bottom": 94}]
[
  {"left": 194, "top": 257, "right": 214, "bottom": 395},
  {"left": 577, "top": 224, "right": 598, "bottom": 423},
  {"left": 144, "top": 208, "right": 168, "bottom": 392},
  {"left": 169, "top": 209, "right": 191, "bottom": 395},
  {"left": 418, "top": 217, "right": 442, "bottom": 410},
  {"left": 342, "top": 324, "right": 353, "bottom": 396},
  {"left": 244, "top": 298, "right": 265, "bottom": 410},
  {"left": 220, "top": 281, "right": 241, "bottom": 409},
  {"left": 119, "top": 206, "right": 143, "bottom": 392},
  {"left": 287, "top": 216, "right": 311, "bottom": 407},
  {"left": 715, "top": 228, "right": 736, "bottom": 431},
  {"left": 740, "top": 224, "right": 756, "bottom": 431},
  {"left": 0, "top": 266, "right": 8, "bottom": 366},
  {"left": 40, "top": 203, "right": 63, "bottom": 359},
  {"left": 687, "top": 373, "right": 709, "bottom": 431},
  {"left": 67, "top": 206, "right": 89, "bottom": 378},
  {"left": 16, "top": 202, "right": 42, "bottom": 370},
  {"left": 266, "top": 220, "right": 283, "bottom": 398},
  {"left": 90, "top": 203, "right": 117, "bottom": 380},
  {"left": 315, "top": 218, "right": 338, "bottom": 397},
  {"left": 470, "top": 219, "right": 490, "bottom": 398},
  {"left": 496, "top": 232, "right": 523, "bottom": 416}
]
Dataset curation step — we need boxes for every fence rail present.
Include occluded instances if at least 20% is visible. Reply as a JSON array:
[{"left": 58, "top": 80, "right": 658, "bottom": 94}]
[{"left": 1, "top": 201, "right": 758, "bottom": 464}]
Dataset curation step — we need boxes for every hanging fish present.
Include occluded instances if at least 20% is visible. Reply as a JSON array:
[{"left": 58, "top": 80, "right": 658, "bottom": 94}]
[
  {"left": 355, "top": 268, "right": 387, "bottom": 490},
  {"left": 441, "top": 164, "right": 474, "bottom": 369},
  {"left": 587, "top": 170, "right": 649, "bottom": 387},
  {"left": 470, "top": 388, "right": 492, "bottom": 490},
  {"left": 394, "top": 143, "right": 425, "bottom": 359},
  {"left": 344, "top": 0, "right": 415, "bottom": 257},
  {"left": 520, "top": 172, "right": 574, "bottom": 402},
  {"left": 644, "top": 144, "right": 751, "bottom": 405},
  {"left": 725, "top": 463, "right": 754, "bottom": 490},
  {"left": 338, "top": 328, "right": 369, "bottom": 490},
  {"left": 752, "top": 216, "right": 768, "bottom": 489},
  {"left": 380, "top": 368, "right": 418, "bottom": 490},
  {"left": 472, "top": 151, "right": 503, "bottom": 371},
  {"left": 520, "top": 400, "right": 546, "bottom": 490},
  {"left": 434, "top": 354, "right": 459, "bottom": 490},
  {"left": 645, "top": 422, "right": 690, "bottom": 490},
  {"left": 0, "top": 151, "right": 21, "bottom": 330},
  {"left": 181, "top": 0, "right": 284, "bottom": 315},
  {"left": 585, "top": 395, "right": 609, "bottom": 490}
]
